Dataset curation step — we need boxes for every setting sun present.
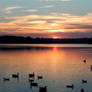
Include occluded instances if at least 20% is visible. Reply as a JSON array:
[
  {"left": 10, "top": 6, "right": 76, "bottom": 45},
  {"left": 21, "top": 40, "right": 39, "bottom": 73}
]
[{"left": 52, "top": 36, "right": 60, "bottom": 39}]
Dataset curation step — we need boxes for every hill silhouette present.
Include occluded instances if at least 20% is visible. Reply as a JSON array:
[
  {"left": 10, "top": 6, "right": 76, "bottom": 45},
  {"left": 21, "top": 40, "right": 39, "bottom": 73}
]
[{"left": 0, "top": 35, "right": 92, "bottom": 44}]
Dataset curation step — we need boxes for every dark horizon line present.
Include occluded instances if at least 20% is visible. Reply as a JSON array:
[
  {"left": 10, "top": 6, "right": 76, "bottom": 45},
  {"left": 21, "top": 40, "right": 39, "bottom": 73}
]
[
  {"left": 0, "top": 35, "right": 92, "bottom": 39},
  {"left": 0, "top": 35, "right": 92, "bottom": 44}
]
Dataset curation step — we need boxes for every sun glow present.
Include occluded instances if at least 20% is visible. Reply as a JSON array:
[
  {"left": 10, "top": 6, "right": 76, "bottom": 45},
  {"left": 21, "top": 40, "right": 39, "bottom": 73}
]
[
  {"left": 50, "top": 23, "right": 59, "bottom": 26},
  {"left": 50, "top": 29, "right": 65, "bottom": 32},
  {"left": 52, "top": 36, "right": 61, "bottom": 39}
]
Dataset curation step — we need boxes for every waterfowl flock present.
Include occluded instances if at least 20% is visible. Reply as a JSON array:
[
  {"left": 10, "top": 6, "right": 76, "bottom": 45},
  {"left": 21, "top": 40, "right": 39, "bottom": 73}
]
[
  {"left": 2, "top": 72, "right": 47, "bottom": 92},
  {"left": 1, "top": 59, "right": 92, "bottom": 92},
  {"left": 66, "top": 59, "right": 92, "bottom": 92}
]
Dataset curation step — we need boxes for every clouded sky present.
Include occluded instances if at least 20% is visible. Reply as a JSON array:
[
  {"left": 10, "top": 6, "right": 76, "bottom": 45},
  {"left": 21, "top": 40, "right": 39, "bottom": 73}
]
[{"left": 0, "top": 0, "right": 92, "bottom": 38}]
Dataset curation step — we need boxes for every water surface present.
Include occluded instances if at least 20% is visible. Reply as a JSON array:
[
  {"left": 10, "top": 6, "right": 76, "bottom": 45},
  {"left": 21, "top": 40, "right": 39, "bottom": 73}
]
[{"left": 0, "top": 44, "right": 92, "bottom": 92}]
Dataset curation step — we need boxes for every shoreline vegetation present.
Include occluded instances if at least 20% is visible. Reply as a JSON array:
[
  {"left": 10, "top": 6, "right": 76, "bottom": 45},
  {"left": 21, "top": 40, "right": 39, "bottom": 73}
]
[{"left": 0, "top": 35, "right": 92, "bottom": 44}]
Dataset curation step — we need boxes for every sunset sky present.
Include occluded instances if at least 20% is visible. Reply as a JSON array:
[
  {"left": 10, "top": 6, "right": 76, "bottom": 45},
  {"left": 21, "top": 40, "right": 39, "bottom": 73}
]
[{"left": 0, "top": 0, "right": 92, "bottom": 38}]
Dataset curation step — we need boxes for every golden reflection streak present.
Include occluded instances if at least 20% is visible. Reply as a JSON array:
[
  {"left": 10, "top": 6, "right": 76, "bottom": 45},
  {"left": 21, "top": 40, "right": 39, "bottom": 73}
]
[{"left": 0, "top": 46, "right": 91, "bottom": 80}]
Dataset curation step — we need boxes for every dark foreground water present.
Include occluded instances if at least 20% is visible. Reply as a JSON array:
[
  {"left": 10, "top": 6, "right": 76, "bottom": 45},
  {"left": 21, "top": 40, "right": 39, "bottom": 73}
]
[{"left": 0, "top": 44, "right": 92, "bottom": 92}]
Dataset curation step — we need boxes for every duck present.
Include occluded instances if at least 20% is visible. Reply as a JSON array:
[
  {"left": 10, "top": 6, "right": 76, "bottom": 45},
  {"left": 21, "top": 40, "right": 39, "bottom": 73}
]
[
  {"left": 3, "top": 78, "right": 10, "bottom": 81},
  {"left": 29, "top": 72, "right": 35, "bottom": 78},
  {"left": 39, "top": 86, "right": 47, "bottom": 92},
  {"left": 81, "top": 88, "right": 85, "bottom": 92},
  {"left": 38, "top": 75, "right": 43, "bottom": 80},
  {"left": 82, "top": 80, "right": 87, "bottom": 84},
  {"left": 12, "top": 72, "right": 19, "bottom": 79},
  {"left": 90, "top": 65, "right": 92, "bottom": 71},
  {"left": 66, "top": 84, "right": 74, "bottom": 89},
  {"left": 12, "top": 72, "right": 19, "bottom": 80},
  {"left": 83, "top": 59, "right": 86, "bottom": 63}
]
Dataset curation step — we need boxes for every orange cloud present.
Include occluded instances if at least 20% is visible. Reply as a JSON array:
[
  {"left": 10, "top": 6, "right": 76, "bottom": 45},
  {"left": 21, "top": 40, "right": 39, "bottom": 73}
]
[{"left": 0, "top": 13, "right": 92, "bottom": 38}]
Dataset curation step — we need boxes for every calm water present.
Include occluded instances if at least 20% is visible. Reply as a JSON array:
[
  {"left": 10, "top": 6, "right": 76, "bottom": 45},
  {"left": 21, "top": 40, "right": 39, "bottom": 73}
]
[{"left": 0, "top": 44, "right": 92, "bottom": 92}]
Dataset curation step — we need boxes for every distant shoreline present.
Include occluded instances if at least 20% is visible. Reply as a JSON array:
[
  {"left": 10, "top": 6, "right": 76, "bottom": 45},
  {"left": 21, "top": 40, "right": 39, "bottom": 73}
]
[{"left": 0, "top": 35, "right": 92, "bottom": 44}]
